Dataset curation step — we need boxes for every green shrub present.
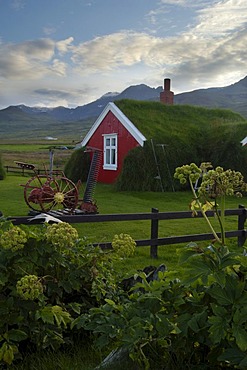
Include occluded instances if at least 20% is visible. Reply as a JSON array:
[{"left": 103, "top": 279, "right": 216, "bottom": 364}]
[
  {"left": 64, "top": 147, "right": 90, "bottom": 183},
  {"left": 0, "top": 154, "right": 6, "bottom": 180},
  {"left": 76, "top": 163, "right": 247, "bottom": 369},
  {"left": 115, "top": 144, "right": 159, "bottom": 191},
  {"left": 79, "top": 244, "right": 247, "bottom": 369},
  {"left": 0, "top": 221, "right": 118, "bottom": 366}
]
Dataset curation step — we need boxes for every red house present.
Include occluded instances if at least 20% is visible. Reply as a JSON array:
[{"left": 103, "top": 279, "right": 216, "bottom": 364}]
[
  {"left": 80, "top": 78, "right": 174, "bottom": 184},
  {"left": 80, "top": 102, "right": 146, "bottom": 183}
]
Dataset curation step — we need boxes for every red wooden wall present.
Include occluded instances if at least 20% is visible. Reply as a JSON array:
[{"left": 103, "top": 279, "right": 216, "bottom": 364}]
[{"left": 87, "top": 111, "right": 140, "bottom": 183}]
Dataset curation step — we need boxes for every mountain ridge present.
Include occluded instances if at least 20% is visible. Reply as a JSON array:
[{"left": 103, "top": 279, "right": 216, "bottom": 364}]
[{"left": 1, "top": 76, "right": 246, "bottom": 139}]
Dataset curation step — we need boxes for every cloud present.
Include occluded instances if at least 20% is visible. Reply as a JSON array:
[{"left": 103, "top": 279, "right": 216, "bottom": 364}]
[
  {"left": 56, "top": 37, "right": 74, "bottom": 54},
  {"left": 1, "top": 0, "right": 246, "bottom": 108},
  {"left": 43, "top": 26, "right": 57, "bottom": 36},
  {"left": 159, "top": 0, "right": 211, "bottom": 6},
  {"left": 69, "top": 0, "right": 246, "bottom": 90},
  {"left": 10, "top": 0, "right": 25, "bottom": 11},
  {"left": 32, "top": 86, "right": 94, "bottom": 107},
  {"left": 34, "top": 88, "right": 76, "bottom": 100},
  {"left": 50, "top": 59, "right": 67, "bottom": 76},
  {"left": 193, "top": 0, "right": 247, "bottom": 36},
  {"left": 0, "top": 38, "right": 67, "bottom": 79},
  {"left": 71, "top": 32, "right": 161, "bottom": 72},
  {"left": 17, "top": 39, "right": 55, "bottom": 60}
]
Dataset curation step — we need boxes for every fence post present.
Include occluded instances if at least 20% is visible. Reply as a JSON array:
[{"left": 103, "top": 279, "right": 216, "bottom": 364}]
[
  {"left": 238, "top": 204, "right": 247, "bottom": 247},
  {"left": 150, "top": 208, "right": 159, "bottom": 259}
]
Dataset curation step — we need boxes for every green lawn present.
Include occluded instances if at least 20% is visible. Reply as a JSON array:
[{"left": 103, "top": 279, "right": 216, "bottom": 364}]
[
  {"left": 0, "top": 174, "right": 245, "bottom": 277},
  {"left": 0, "top": 141, "right": 73, "bottom": 168}
]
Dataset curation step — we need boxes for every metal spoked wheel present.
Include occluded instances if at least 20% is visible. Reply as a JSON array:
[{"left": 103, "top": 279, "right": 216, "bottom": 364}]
[
  {"left": 52, "top": 177, "right": 79, "bottom": 212},
  {"left": 24, "top": 175, "right": 59, "bottom": 212},
  {"left": 24, "top": 175, "right": 78, "bottom": 212}
]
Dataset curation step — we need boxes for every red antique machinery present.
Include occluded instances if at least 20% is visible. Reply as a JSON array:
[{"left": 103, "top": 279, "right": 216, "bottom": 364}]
[{"left": 17, "top": 147, "right": 102, "bottom": 214}]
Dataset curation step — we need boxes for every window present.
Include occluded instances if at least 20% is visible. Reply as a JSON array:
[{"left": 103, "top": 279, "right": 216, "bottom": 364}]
[{"left": 103, "top": 134, "right": 117, "bottom": 170}]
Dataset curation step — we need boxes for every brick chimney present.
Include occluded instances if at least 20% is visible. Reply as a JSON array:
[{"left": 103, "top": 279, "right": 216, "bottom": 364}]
[{"left": 160, "top": 78, "right": 174, "bottom": 105}]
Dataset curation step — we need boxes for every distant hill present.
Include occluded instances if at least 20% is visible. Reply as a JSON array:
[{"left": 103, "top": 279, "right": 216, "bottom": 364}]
[
  {"left": 0, "top": 76, "right": 246, "bottom": 139},
  {"left": 0, "top": 106, "right": 94, "bottom": 140},
  {"left": 175, "top": 76, "right": 247, "bottom": 118}
]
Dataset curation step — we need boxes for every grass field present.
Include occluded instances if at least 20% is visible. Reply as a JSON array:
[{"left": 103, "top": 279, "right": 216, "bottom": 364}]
[
  {"left": 0, "top": 141, "right": 74, "bottom": 169},
  {"left": 0, "top": 174, "right": 245, "bottom": 276}
]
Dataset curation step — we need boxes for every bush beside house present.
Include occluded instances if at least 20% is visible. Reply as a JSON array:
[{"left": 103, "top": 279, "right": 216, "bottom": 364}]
[{"left": 64, "top": 147, "right": 90, "bottom": 184}]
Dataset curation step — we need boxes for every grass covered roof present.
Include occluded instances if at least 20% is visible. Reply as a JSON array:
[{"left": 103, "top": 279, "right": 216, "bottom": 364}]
[
  {"left": 115, "top": 99, "right": 246, "bottom": 141},
  {"left": 114, "top": 99, "right": 247, "bottom": 191}
]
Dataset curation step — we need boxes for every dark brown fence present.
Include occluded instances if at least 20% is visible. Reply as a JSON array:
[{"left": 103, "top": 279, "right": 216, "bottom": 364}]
[
  {"left": 9, "top": 205, "right": 247, "bottom": 258},
  {"left": 4, "top": 166, "right": 62, "bottom": 176}
]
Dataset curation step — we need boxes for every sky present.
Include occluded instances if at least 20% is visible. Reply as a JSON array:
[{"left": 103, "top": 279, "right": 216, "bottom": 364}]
[{"left": 0, "top": 0, "right": 246, "bottom": 109}]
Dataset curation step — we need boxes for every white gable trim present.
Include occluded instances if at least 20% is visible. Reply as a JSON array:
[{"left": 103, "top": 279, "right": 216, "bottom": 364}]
[{"left": 80, "top": 102, "right": 146, "bottom": 147}]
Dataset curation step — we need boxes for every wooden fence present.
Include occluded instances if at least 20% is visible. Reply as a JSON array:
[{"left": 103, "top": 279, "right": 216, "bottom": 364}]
[
  {"left": 4, "top": 166, "right": 62, "bottom": 176},
  {"left": 8, "top": 205, "right": 247, "bottom": 258}
]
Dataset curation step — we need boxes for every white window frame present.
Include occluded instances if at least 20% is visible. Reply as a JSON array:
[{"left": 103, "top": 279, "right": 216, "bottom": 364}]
[{"left": 103, "top": 134, "right": 117, "bottom": 170}]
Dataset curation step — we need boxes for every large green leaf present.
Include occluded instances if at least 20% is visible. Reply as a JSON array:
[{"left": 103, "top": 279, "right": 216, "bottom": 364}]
[
  {"left": 187, "top": 309, "right": 208, "bottom": 333},
  {"left": 155, "top": 314, "right": 173, "bottom": 337},
  {"left": 209, "top": 275, "right": 244, "bottom": 305},
  {"left": 232, "top": 307, "right": 247, "bottom": 352},
  {"left": 232, "top": 326, "right": 247, "bottom": 352},
  {"left": 6, "top": 329, "right": 28, "bottom": 342},
  {"left": 178, "top": 248, "right": 201, "bottom": 264},
  {"left": 52, "top": 305, "right": 71, "bottom": 327},
  {"left": 0, "top": 342, "right": 18, "bottom": 365},
  {"left": 209, "top": 285, "right": 233, "bottom": 305},
  {"left": 35, "top": 306, "right": 54, "bottom": 325},
  {"left": 210, "top": 303, "right": 228, "bottom": 317},
  {"left": 208, "top": 315, "right": 228, "bottom": 343},
  {"left": 218, "top": 348, "right": 247, "bottom": 369},
  {"left": 220, "top": 252, "right": 240, "bottom": 269}
]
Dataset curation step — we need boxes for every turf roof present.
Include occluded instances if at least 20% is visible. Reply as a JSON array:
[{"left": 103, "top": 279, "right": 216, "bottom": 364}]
[{"left": 114, "top": 99, "right": 247, "bottom": 141}]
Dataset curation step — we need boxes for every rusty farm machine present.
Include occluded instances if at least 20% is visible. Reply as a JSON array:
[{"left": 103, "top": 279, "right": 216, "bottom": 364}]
[{"left": 16, "top": 147, "right": 102, "bottom": 215}]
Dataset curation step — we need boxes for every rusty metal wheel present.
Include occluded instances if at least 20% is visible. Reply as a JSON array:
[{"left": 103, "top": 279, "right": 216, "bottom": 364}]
[
  {"left": 24, "top": 175, "right": 78, "bottom": 213},
  {"left": 24, "top": 175, "right": 59, "bottom": 212}
]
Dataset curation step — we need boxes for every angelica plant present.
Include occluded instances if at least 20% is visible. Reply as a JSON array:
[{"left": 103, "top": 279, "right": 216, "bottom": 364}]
[
  {"left": 0, "top": 219, "right": 119, "bottom": 366},
  {"left": 174, "top": 162, "right": 247, "bottom": 246},
  {"left": 16, "top": 274, "right": 43, "bottom": 300},
  {"left": 0, "top": 226, "right": 27, "bottom": 251},
  {"left": 112, "top": 233, "right": 136, "bottom": 257},
  {"left": 46, "top": 222, "right": 78, "bottom": 250}
]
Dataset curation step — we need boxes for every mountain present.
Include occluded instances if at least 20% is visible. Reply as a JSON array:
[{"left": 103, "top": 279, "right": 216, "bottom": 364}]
[
  {"left": 0, "top": 76, "right": 246, "bottom": 139},
  {"left": 174, "top": 76, "right": 247, "bottom": 118},
  {"left": 0, "top": 105, "right": 94, "bottom": 140}
]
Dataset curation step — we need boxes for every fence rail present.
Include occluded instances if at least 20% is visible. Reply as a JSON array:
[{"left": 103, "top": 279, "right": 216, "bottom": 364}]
[
  {"left": 4, "top": 166, "right": 62, "bottom": 176},
  {"left": 8, "top": 205, "right": 247, "bottom": 258}
]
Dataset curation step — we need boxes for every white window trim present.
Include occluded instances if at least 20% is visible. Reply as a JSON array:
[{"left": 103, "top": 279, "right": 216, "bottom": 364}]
[{"left": 103, "top": 134, "right": 118, "bottom": 170}]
